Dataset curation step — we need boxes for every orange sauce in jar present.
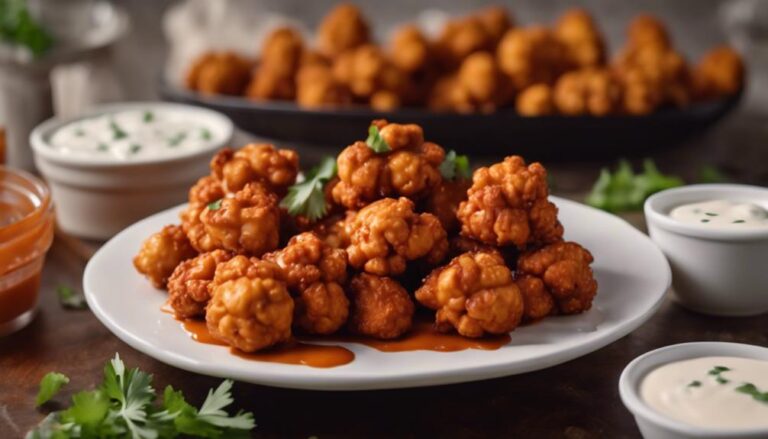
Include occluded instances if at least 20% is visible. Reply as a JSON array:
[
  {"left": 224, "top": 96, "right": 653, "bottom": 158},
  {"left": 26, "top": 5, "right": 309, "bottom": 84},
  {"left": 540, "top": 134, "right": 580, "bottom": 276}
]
[{"left": 0, "top": 167, "right": 54, "bottom": 335}]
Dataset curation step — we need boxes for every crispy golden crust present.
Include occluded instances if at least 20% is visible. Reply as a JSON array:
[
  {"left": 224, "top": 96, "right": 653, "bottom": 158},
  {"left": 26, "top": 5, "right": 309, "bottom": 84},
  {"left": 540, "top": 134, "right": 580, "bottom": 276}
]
[
  {"left": 553, "top": 68, "right": 621, "bottom": 116},
  {"left": 348, "top": 273, "right": 414, "bottom": 339},
  {"left": 346, "top": 197, "right": 448, "bottom": 276},
  {"left": 133, "top": 225, "right": 197, "bottom": 289},
  {"left": 515, "top": 273, "right": 555, "bottom": 321},
  {"left": 390, "top": 25, "right": 431, "bottom": 73},
  {"left": 264, "top": 232, "right": 347, "bottom": 291},
  {"left": 188, "top": 175, "right": 225, "bottom": 205},
  {"left": 294, "top": 282, "right": 349, "bottom": 335},
  {"left": 186, "top": 52, "right": 252, "bottom": 96},
  {"left": 626, "top": 14, "right": 670, "bottom": 50},
  {"left": 296, "top": 64, "right": 352, "bottom": 109},
  {"left": 497, "top": 27, "right": 570, "bottom": 91},
  {"left": 554, "top": 9, "right": 605, "bottom": 68},
  {"left": 422, "top": 178, "right": 471, "bottom": 234},
  {"left": 457, "top": 156, "right": 563, "bottom": 248},
  {"left": 206, "top": 256, "right": 293, "bottom": 352},
  {"left": 693, "top": 46, "right": 744, "bottom": 98},
  {"left": 517, "top": 241, "right": 597, "bottom": 314},
  {"left": 332, "top": 44, "right": 407, "bottom": 106},
  {"left": 317, "top": 3, "right": 370, "bottom": 57},
  {"left": 516, "top": 84, "right": 556, "bottom": 116},
  {"left": 210, "top": 144, "right": 298, "bottom": 195},
  {"left": 434, "top": 8, "right": 511, "bottom": 69},
  {"left": 415, "top": 250, "right": 524, "bottom": 337},
  {"left": 167, "top": 250, "right": 233, "bottom": 318},
  {"left": 456, "top": 51, "right": 511, "bottom": 113}
]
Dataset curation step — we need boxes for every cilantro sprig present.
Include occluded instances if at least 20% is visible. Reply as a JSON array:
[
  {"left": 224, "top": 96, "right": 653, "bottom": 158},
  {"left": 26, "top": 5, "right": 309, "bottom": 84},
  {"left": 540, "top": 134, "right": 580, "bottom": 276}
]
[
  {"left": 56, "top": 285, "right": 87, "bottom": 310},
  {"left": 28, "top": 353, "right": 255, "bottom": 439},
  {"left": 280, "top": 157, "right": 337, "bottom": 222},
  {"left": 736, "top": 383, "right": 768, "bottom": 404},
  {"left": 586, "top": 159, "right": 684, "bottom": 213},
  {"left": 365, "top": 125, "right": 390, "bottom": 153},
  {"left": 0, "top": 0, "right": 54, "bottom": 57},
  {"left": 439, "top": 150, "right": 471, "bottom": 180}
]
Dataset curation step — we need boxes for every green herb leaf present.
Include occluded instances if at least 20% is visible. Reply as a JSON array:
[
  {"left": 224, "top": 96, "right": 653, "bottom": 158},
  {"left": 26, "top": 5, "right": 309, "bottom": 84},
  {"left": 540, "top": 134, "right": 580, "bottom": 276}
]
[
  {"left": 365, "top": 125, "right": 390, "bottom": 153},
  {"left": 586, "top": 159, "right": 684, "bottom": 213},
  {"left": 97, "top": 143, "right": 108, "bottom": 152},
  {"left": 439, "top": 150, "right": 471, "bottom": 180},
  {"left": 110, "top": 120, "right": 127, "bottom": 140},
  {"left": 168, "top": 132, "right": 187, "bottom": 147},
  {"left": 36, "top": 372, "right": 70, "bottom": 406},
  {"left": 201, "top": 128, "right": 212, "bottom": 141},
  {"left": 736, "top": 383, "right": 768, "bottom": 404},
  {"left": 56, "top": 285, "right": 87, "bottom": 310},
  {"left": 708, "top": 366, "right": 731, "bottom": 375},
  {"left": 687, "top": 380, "right": 702, "bottom": 388},
  {"left": 207, "top": 199, "right": 222, "bottom": 211},
  {"left": 280, "top": 157, "right": 337, "bottom": 222},
  {"left": 0, "top": 0, "right": 54, "bottom": 57},
  {"left": 143, "top": 111, "right": 154, "bottom": 123},
  {"left": 733, "top": 219, "right": 746, "bottom": 224},
  {"left": 129, "top": 144, "right": 142, "bottom": 155}
]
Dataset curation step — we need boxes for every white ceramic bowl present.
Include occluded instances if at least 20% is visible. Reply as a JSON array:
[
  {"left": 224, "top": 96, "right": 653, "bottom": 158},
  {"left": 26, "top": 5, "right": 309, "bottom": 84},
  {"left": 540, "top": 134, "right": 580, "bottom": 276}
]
[
  {"left": 620, "top": 342, "right": 768, "bottom": 439},
  {"left": 644, "top": 184, "right": 768, "bottom": 316},
  {"left": 31, "top": 102, "right": 233, "bottom": 240}
]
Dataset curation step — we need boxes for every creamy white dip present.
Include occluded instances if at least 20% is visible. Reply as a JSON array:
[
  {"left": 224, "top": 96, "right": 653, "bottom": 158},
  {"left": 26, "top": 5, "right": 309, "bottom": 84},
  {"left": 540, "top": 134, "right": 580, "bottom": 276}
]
[
  {"left": 641, "top": 356, "right": 768, "bottom": 430},
  {"left": 670, "top": 199, "right": 768, "bottom": 229},
  {"left": 48, "top": 108, "right": 217, "bottom": 160}
]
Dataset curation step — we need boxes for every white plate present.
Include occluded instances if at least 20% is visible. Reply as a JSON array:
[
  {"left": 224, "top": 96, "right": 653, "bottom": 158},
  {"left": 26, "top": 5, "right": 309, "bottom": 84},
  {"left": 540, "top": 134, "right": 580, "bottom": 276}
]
[{"left": 84, "top": 197, "right": 671, "bottom": 391}]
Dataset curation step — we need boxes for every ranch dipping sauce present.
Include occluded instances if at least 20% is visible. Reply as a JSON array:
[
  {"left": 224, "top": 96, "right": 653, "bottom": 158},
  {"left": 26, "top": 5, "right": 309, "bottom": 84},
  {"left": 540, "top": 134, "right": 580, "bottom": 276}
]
[
  {"left": 669, "top": 199, "right": 768, "bottom": 229},
  {"left": 48, "top": 107, "right": 218, "bottom": 161},
  {"left": 640, "top": 356, "right": 768, "bottom": 430}
]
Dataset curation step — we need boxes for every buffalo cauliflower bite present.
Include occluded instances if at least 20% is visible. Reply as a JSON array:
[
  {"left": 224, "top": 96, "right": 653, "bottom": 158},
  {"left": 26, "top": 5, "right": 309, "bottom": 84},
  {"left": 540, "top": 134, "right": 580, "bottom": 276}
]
[
  {"left": 184, "top": 182, "right": 280, "bottom": 255},
  {"left": 246, "top": 27, "right": 304, "bottom": 101},
  {"left": 188, "top": 175, "right": 224, "bottom": 205},
  {"left": 626, "top": 14, "right": 670, "bottom": 50},
  {"left": 206, "top": 256, "right": 293, "bottom": 352},
  {"left": 456, "top": 52, "right": 511, "bottom": 113},
  {"left": 415, "top": 250, "right": 524, "bottom": 337},
  {"left": 457, "top": 156, "right": 563, "bottom": 248},
  {"left": 517, "top": 241, "right": 597, "bottom": 315},
  {"left": 317, "top": 3, "right": 370, "bottom": 58},
  {"left": 693, "top": 46, "right": 744, "bottom": 98},
  {"left": 422, "top": 178, "right": 471, "bottom": 234},
  {"left": 332, "top": 44, "right": 408, "bottom": 105},
  {"left": 346, "top": 197, "right": 448, "bottom": 276},
  {"left": 185, "top": 52, "right": 252, "bottom": 96},
  {"left": 133, "top": 225, "right": 196, "bottom": 289},
  {"left": 294, "top": 282, "right": 349, "bottom": 335},
  {"left": 515, "top": 84, "right": 556, "bottom": 116},
  {"left": 389, "top": 25, "right": 431, "bottom": 73},
  {"left": 497, "top": 27, "right": 570, "bottom": 91},
  {"left": 554, "top": 9, "right": 605, "bottom": 68},
  {"left": 167, "top": 250, "right": 233, "bottom": 318},
  {"left": 347, "top": 273, "right": 414, "bottom": 339},
  {"left": 296, "top": 64, "right": 352, "bottom": 109},
  {"left": 553, "top": 68, "right": 622, "bottom": 116},
  {"left": 210, "top": 143, "right": 298, "bottom": 195},
  {"left": 434, "top": 7, "right": 512, "bottom": 69},
  {"left": 515, "top": 274, "right": 555, "bottom": 321}
]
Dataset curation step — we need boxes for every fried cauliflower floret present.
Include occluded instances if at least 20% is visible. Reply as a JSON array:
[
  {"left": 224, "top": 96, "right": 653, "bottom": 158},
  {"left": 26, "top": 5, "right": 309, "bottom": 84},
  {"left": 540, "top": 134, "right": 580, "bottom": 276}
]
[
  {"left": 553, "top": 68, "right": 622, "bottom": 116},
  {"left": 332, "top": 121, "right": 444, "bottom": 209},
  {"left": 554, "top": 9, "right": 605, "bottom": 68},
  {"left": 497, "top": 27, "right": 570, "bottom": 91},
  {"left": 133, "top": 225, "right": 196, "bottom": 289},
  {"left": 693, "top": 46, "right": 744, "bottom": 98},
  {"left": 310, "top": 211, "right": 355, "bottom": 249},
  {"left": 422, "top": 178, "right": 471, "bottom": 234},
  {"left": 457, "top": 156, "right": 563, "bottom": 248},
  {"left": 246, "top": 27, "right": 304, "bottom": 101},
  {"left": 348, "top": 273, "right": 414, "bottom": 339},
  {"left": 167, "top": 250, "right": 233, "bottom": 318},
  {"left": 415, "top": 250, "right": 524, "bottom": 338},
  {"left": 206, "top": 256, "right": 293, "bottom": 352},
  {"left": 389, "top": 25, "right": 431, "bottom": 73},
  {"left": 210, "top": 143, "right": 298, "bottom": 195},
  {"left": 517, "top": 241, "right": 597, "bottom": 315},
  {"left": 294, "top": 282, "right": 349, "bottom": 335},
  {"left": 332, "top": 44, "right": 408, "bottom": 105},
  {"left": 185, "top": 182, "right": 280, "bottom": 255},
  {"left": 515, "top": 274, "right": 555, "bottom": 321},
  {"left": 434, "top": 8, "right": 510, "bottom": 69},
  {"left": 317, "top": 3, "right": 370, "bottom": 58},
  {"left": 188, "top": 175, "right": 224, "bottom": 205},
  {"left": 185, "top": 52, "right": 252, "bottom": 96},
  {"left": 613, "top": 65, "right": 663, "bottom": 115},
  {"left": 516, "top": 84, "right": 556, "bottom": 116},
  {"left": 456, "top": 51, "right": 511, "bottom": 112},
  {"left": 626, "top": 14, "right": 670, "bottom": 50},
  {"left": 476, "top": 6, "right": 514, "bottom": 44},
  {"left": 346, "top": 197, "right": 448, "bottom": 276},
  {"left": 296, "top": 64, "right": 352, "bottom": 108}
]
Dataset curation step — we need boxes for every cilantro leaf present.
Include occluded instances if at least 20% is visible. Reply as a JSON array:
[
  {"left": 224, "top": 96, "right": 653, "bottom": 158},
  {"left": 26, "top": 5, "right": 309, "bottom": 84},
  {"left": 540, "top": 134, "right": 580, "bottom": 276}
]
[
  {"left": 736, "top": 383, "right": 768, "bottom": 404},
  {"left": 0, "top": 0, "right": 54, "bottom": 57},
  {"left": 365, "top": 125, "right": 390, "bottom": 153},
  {"left": 143, "top": 111, "right": 154, "bottom": 123},
  {"left": 56, "top": 285, "right": 87, "bottom": 310},
  {"left": 197, "top": 380, "right": 255, "bottom": 430},
  {"left": 207, "top": 199, "right": 222, "bottom": 211},
  {"left": 36, "top": 372, "right": 70, "bottom": 406},
  {"left": 586, "top": 159, "right": 683, "bottom": 212},
  {"left": 280, "top": 157, "right": 337, "bottom": 222},
  {"left": 439, "top": 150, "right": 471, "bottom": 180}
]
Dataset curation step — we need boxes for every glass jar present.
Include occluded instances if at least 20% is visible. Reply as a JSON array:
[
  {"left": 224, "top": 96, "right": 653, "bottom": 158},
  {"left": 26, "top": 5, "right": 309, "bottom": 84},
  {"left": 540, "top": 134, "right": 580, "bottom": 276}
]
[{"left": 0, "top": 166, "right": 54, "bottom": 336}]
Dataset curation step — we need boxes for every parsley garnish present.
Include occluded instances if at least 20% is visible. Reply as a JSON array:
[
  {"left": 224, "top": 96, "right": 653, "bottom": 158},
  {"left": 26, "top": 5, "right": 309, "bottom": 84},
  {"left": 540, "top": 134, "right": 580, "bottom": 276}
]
[
  {"left": 201, "top": 128, "right": 212, "bottom": 141},
  {"left": 110, "top": 120, "right": 127, "bottom": 140},
  {"left": 365, "top": 125, "right": 390, "bottom": 153},
  {"left": 687, "top": 380, "right": 702, "bottom": 388},
  {"left": 207, "top": 199, "right": 222, "bottom": 211},
  {"left": 280, "top": 157, "right": 337, "bottom": 222},
  {"left": 129, "top": 144, "right": 142, "bottom": 155},
  {"left": 733, "top": 220, "right": 746, "bottom": 224},
  {"left": 439, "top": 150, "right": 471, "bottom": 180},
  {"left": 708, "top": 365, "right": 731, "bottom": 384},
  {"left": 142, "top": 111, "right": 154, "bottom": 123},
  {"left": 0, "top": 0, "right": 54, "bottom": 57},
  {"left": 586, "top": 159, "right": 684, "bottom": 213},
  {"left": 28, "top": 353, "right": 256, "bottom": 438},
  {"left": 168, "top": 132, "right": 187, "bottom": 147},
  {"left": 97, "top": 143, "right": 108, "bottom": 152},
  {"left": 56, "top": 284, "right": 87, "bottom": 310},
  {"left": 74, "top": 128, "right": 85, "bottom": 137},
  {"left": 36, "top": 372, "right": 70, "bottom": 407},
  {"left": 736, "top": 383, "right": 768, "bottom": 404}
]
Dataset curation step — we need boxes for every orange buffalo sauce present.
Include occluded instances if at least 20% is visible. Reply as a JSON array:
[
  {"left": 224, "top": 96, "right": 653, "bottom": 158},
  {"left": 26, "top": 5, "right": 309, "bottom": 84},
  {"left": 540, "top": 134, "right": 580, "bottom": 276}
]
[{"left": 0, "top": 167, "right": 54, "bottom": 336}]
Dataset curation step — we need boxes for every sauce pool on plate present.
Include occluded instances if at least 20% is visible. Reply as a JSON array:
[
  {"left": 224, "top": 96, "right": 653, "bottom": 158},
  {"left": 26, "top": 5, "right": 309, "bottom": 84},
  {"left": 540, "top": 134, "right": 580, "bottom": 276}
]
[
  {"left": 640, "top": 356, "right": 768, "bottom": 430},
  {"left": 670, "top": 200, "right": 768, "bottom": 229}
]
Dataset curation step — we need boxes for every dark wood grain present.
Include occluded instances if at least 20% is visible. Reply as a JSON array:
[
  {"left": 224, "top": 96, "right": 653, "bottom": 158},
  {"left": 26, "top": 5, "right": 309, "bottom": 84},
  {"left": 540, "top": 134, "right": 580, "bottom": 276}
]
[{"left": 1, "top": 229, "right": 766, "bottom": 439}]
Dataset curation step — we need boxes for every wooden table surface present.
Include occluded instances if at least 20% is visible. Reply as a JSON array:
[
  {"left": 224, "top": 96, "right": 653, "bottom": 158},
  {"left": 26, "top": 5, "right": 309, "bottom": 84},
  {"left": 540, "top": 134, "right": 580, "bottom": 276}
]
[{"left": 1, "top": 205, "right": 766, "bottom": 439}]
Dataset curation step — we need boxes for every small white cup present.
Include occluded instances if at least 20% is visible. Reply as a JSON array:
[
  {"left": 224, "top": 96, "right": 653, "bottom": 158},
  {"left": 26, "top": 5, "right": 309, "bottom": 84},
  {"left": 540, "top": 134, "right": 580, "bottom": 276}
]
[
  {"left": 620, "top": 342, "right": 768, "bottom": 439},
  {"left": 644, "top": 184, "right": 768, "bottom": 316}
]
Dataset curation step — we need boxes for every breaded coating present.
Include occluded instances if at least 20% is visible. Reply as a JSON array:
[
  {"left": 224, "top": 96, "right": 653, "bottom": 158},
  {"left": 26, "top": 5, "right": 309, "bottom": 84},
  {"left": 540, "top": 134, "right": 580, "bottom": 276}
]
[
  {"left": 422, "top": 178, "right": 471, "bottom": 234},
  {"left": 332, "top": 44, "right": 408, "bottom": 106},
  {"left": 332, "top": 120, "right": 444, "bottom": 209},
  {"left": 553, "top": 68, "right": 621, "bottom": 116},
  {"left": 455, "top": 51, "right": 511, "bottom": 113},
  {"left": 497, "top": 27, "right": 570, "bottom": 91},
  {"left": 415, "top": 250, "right": 524, "bottom": 337},
  {"left": 554, "top": 9, "right": 605, "bottom": 68},
  {"left": 517, "top": 241, "right": 597, "bottom": 314},
  {"left": 348, "top": 273, "right": 414, "bottom": 339},
  {"left": 346, "top": 197, "right": 448, "bottom": 276},
  {"left": 693, "top": 46, "right": 744, "bottom": 98},
  {"left": 210, "top": 143, "right": 298, "bottom": 195},
  {"left": 434, "top": 7, "right": 511, "bottom": 68},
  {"left": 188, "top": 175, "right": 225, "bottom": 206},
  {"left": 457, "top": 156, "right": 563, "bottom": 248},
  {"left": 516, "top": 84, "right": 556, "bottom": 116},
  {"left": 310, "top": 211, "right": 355, "bottom": 249},
  {"left": 476, "top": 6, "right": 514, "bottom": 44},
  {"left": 246, "top": 27, "right": 304, "bottom": 101},
  {"left": 626, "top": 14, "right": 670, "bottom": 50},
  {"left": 294, "top": 282, "right": 350, "bottom": 335},
  {"left": 613, "top": 65, "right": 663, "bottom": 115},
  {"left": 296, "top": 64, "right": 352, "bottom": 109},
  {"left": 317, "top": 3, "right": 370, "bottom": 58},
  {"left": 184, "top": 182, "right": 280, "bottom": 255},
  {"left": 133, "top": 225, "right": 196, "bottom": 289},
  {"left": 167, "top": 250, "right": 233, "bottom": 318},
  {"left": 206, "top": 256, "right": 293, "bottom": 352},
  {"left": 515, "top": 274, "right": 555, "bottom": 321},
  {"left": 185, "top": 52, "right": 252, "bottom": 96},
  {"left": 389, "top": 25, "right": 431, "bottom": 73}
]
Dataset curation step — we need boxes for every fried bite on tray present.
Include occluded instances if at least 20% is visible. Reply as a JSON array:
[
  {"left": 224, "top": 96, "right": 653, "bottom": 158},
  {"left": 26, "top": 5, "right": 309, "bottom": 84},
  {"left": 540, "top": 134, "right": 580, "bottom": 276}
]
[
  {"left": 133, "top": 225, "right": 197, "bottom": 289},
  {"left": 497, "top": 27, "right": 570, "bottom": 91},
  {"left": 347, "top": 273, "right": 414, "bottom": 339},
  {"left": 332, "top": 120, "right": 445, "bottom": 209},
  {"left": 416, "top": 250, "right": 524, "bottom": 337},
  {"left": 457, "top": 156, "right": 563, "bottom": 248},
  {"left": 210, "top": 143, "right": 298, "bottom": 195},
  {"left": 264, "top": 232, "right": 349, "bottom": 334},
  {"left": 317, "top": 3, "right": 370, "bottom": 58},
  {"left": 515, "top": 83, "right": 556, "bottom": 116},
  {"left": 692, "top": 46, "right": 744, "bottom": 99},
  {"left": 389, "top": 25, "right": 431, "bottom": 74},
  {"left": 246, "top": 27, "right": 304, "bottom": 101},
  {"left": 186, "top": 52, "right": 252, "bottom": 96},
  {"left": 517, "top": 241, "right": 597, "bottom": 315},
  {"left": 188, "top": 175, "right": 225, "bottom": 206},
  {"left": 515, "top": 274, "right": 555, "bottom": 321},
  {"left": 346, "top": 197, "right": 448, "bottom": 276},
  {"left": 553, "top": 68, "right": 622, "bottom": 116},
  {"left": 206, "top": 256, "right": 293, "bottom": 352},
  {"left": 167, "top": 250, "right": 233, "bottom": 318},
  {"left": 453, "top": 51, "right": 511, "bottom": 113},
  {"left": 332, "top": 44, "right": 408, "bottom": 110},
  {"left": 434, "top": 7, "right": 513, "bottom": 68},
  {"left": 296, "top": 64, "right": 352, "bottom": 109},
  {"left": 554, "top": 9, "right": 605, "bottom": 69}
]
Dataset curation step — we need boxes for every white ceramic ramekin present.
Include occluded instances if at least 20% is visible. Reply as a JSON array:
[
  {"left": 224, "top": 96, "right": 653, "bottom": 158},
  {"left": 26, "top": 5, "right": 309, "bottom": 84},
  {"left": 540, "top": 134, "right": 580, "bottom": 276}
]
[
  {"left": 644, "top": 184, "right": 768, "bottom": 316},
  {"left": 620, "top": 342, "right": 768, "bottom": 439},
  {"left": 31, "top": 102, "right": 233, "bottom": 240}
]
